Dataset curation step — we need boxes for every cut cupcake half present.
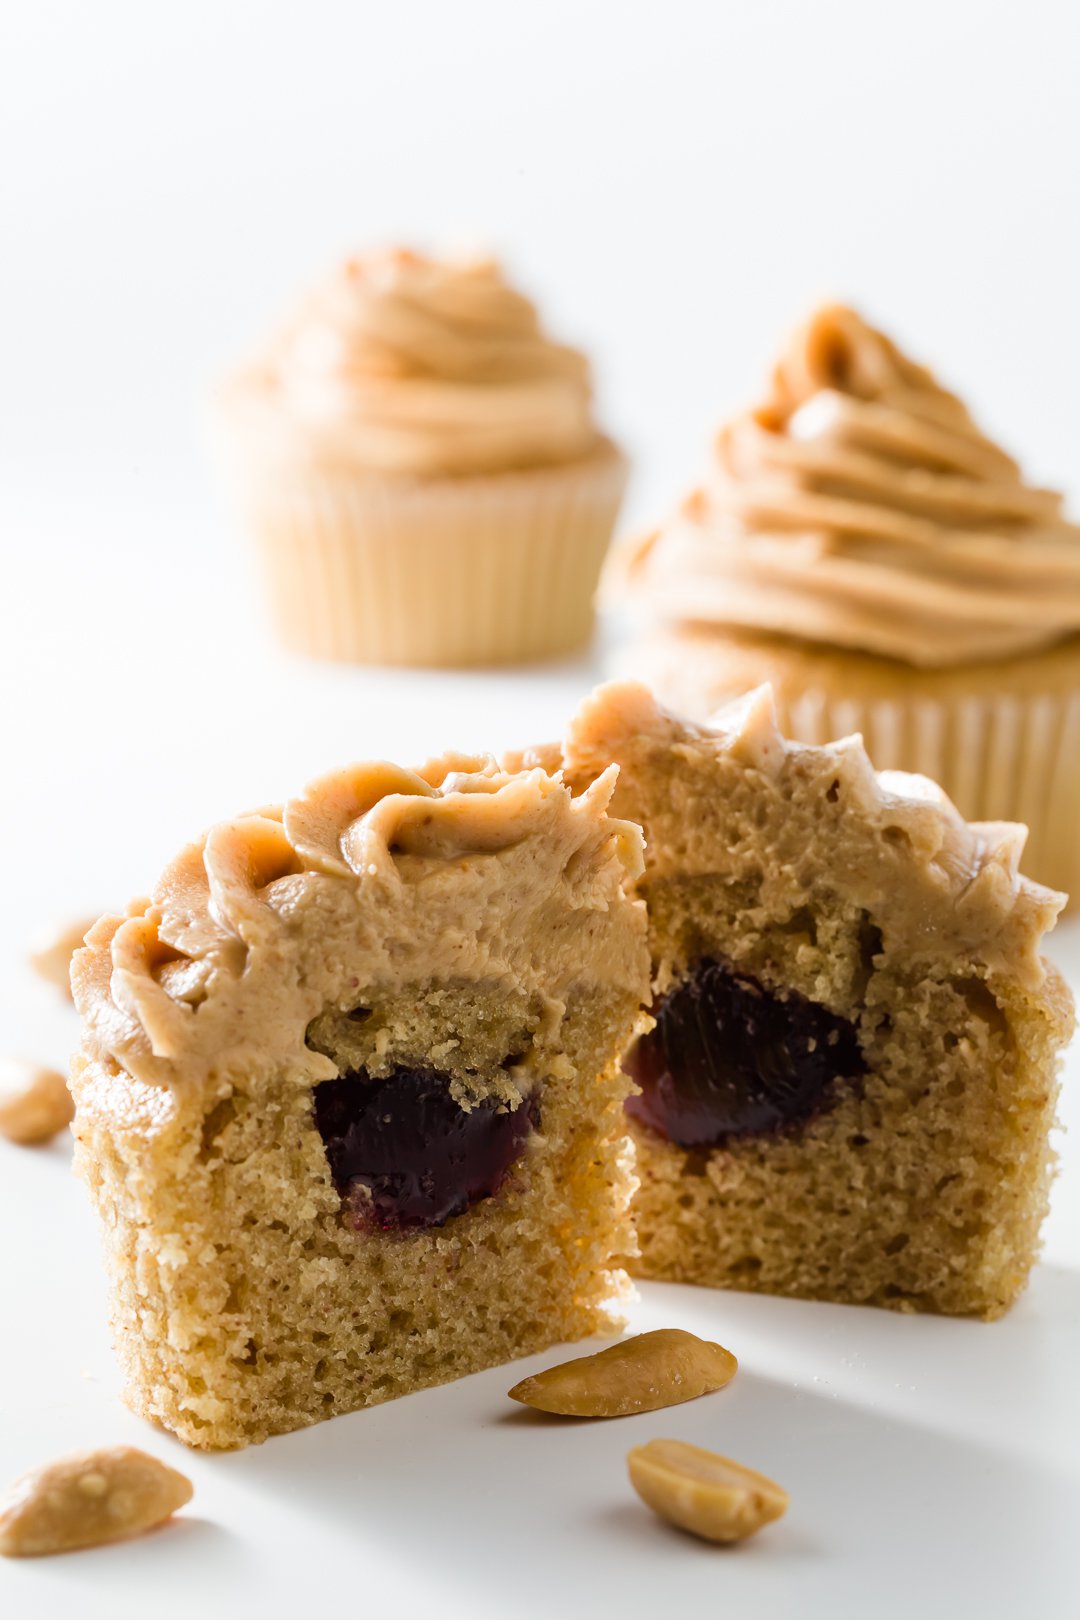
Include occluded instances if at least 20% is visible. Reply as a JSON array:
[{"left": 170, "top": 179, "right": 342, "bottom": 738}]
[
  {"left": 71, "top": 755, "right": 649, "bottom": 1448},
  {"left": 553, "top": 681, "right": 1073, "bottom": 1320}
]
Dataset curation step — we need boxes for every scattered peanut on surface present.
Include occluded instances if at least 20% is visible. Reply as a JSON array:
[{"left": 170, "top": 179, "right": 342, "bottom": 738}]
[
  {"left": 507, "top": 1329, "right": 738, "bottom": 1417},
  {"left": 28, "top": 916, "right": 97, "bottom": 1000},
  {"left": 627, "top": 1438, "right": 789, "bottom": 1544},
  {"left": 0, "top": 1059, "right": 74, "bottom": 1145},
  {"left": 0, "top": 1446, "right": 193, "bottom": 1558}
]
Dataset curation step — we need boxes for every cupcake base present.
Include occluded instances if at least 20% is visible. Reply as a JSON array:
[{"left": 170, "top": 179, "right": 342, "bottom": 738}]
[
  {"left": 231, "top": 441, "right": 627, "bottom": 668},
  {"left": 628, "top": 625, "right": 1080, "bottom": 903}
]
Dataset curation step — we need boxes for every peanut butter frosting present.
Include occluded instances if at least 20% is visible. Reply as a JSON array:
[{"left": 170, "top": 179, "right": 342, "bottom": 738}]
[
  {"left": 553, "top": 681, "right": 1066, "bottom": 991},
  {"left": 72, "top": 754, "right": 647, "bottom": 1103},
  {"left": 233, "top": 249, "right": 601, "bottom": 477},
  {"left": 624, "top": 306, "right": 1080, "bottom": 667}
]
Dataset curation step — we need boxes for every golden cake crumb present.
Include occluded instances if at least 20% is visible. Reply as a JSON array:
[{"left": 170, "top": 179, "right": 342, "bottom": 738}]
[
  {"left": 553, "top": 681, "right": 1073, "bottom": 1320},
  {"left": 71, "top": 752, "right": 649, "bottom": 1448}
]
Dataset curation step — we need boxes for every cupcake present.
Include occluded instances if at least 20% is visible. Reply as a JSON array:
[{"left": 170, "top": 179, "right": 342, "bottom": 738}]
[
  {"left": 616, "top": 304, "right": 1080, "bottom": 897},
  {"left": 220, "top": 249, "right": 627, "bottom": 667},
  {"left": 71, "top": 748, "right": 647, "bottom": 1447},
  {"left": 558, "top": 682, "right": 1071, "bottom": 1320}
]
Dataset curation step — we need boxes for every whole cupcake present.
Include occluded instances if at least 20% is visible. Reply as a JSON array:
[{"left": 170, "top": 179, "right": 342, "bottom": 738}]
[
  {"left": 617, "top": 304, "right": 1080, "bottom": 898},
  {"left": 220, "top": 249, "right": 627, "bottom": 666}
]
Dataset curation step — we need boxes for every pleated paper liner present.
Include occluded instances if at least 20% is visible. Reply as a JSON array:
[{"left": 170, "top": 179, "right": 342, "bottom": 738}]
[{"left": 232, "top": 441, "right": 627, "bottom": 668}]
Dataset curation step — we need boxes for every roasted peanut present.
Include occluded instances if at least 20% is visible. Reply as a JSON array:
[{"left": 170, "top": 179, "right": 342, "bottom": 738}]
[
  {"left": 508, "top": 1329, "right": 737, "bottom": 1417},
  {"left": 0, "top": 1059, "right": 74, "bottom": 1145},
  {"left": 28, "top": 916, "right": 97, "bottom": 999},
  {"left": 0, "top": 1446, "right": 193, "bottom": 1557},
  {"left": 628, "top": 1438, "right": 789, "bottom": 1543}
]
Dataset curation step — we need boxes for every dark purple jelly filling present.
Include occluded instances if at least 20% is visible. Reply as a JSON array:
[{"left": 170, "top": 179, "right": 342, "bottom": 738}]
[
  {"left": 313, "top": 1065, "right": 539, "bottom": 1231},
  {"left": 623, "top": 958, "right": 864, "bottom": 1149}
]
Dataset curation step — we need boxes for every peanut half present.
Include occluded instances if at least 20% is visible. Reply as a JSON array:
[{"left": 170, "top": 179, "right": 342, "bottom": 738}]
[
  {"left": 29, "top": 916, "right": 97, "bottom": 1000},
  {"left": 0, "top": 1446, "right": 193, "bottom": 1557},
  {"left": 0, "top": 1059, "right": 74, "bottom": 1145},
  {"left": 628, "top": 1439, "right": 789, "bottom": 1544},
  {"left": 508, "top": 1329, "right": 737, "bottom": 1417}
]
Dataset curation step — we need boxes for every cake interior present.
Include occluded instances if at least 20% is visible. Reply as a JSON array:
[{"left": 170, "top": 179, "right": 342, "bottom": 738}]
[
  {"left": 76, "top": 974, "right": 637, "bottom": 1450},
  {"left": 71, "top": 757, "right": 648, "bottom": 1450},
  {"left": 627, "top": 869, "right": 1067, "bottom": 1317},
  {"left": 557, "top": 683, "right": 1072, "bottom": 1321}
]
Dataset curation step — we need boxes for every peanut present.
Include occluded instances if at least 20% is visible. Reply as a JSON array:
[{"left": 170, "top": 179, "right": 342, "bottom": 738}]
[
  {"left": 508, "top": 1329, "right": 737, "bottom": 1417},
  {"left": 0, "top": 1446, "right": 193, "bottom": 1557},
  {"left": 0, "top": 1059, "right": 74, "bottom": 1145},
  {"left": 28, "top": 916, "right": 97, "bottom": 999},
  {"left": 627, "top": 1438, "right": 789, "bottom": 1543}
]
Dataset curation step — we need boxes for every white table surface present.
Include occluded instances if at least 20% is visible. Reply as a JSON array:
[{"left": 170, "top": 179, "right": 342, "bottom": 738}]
[{"left": 2, "top": 506, "right": 1078, "bottom": 1618}]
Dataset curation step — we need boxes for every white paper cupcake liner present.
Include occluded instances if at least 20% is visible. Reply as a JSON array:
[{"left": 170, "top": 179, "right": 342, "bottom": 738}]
[{"left": 231, "top": 446, "right": 627, "bottom": 668}]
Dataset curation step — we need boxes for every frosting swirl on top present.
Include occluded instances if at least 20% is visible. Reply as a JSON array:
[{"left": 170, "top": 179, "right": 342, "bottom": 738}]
[
  {"left": 561, "top": 680, "right": 1066, "bottom": 990},
  {"left": 243, "top": 249, "right": 600, "bottom": 476},
  {"left": 627, "top": 305, "right": 1080, "bottom": 667},
  {"left": 72, "top": 752, "right": 646, "bottom": 1089}
]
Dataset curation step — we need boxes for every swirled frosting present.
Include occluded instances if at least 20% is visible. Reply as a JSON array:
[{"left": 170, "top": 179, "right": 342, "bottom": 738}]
[
  {"left": 559, "top": 681, "right": 1066, "bottom": 989},
  {"left": 72, "top": 753, "right": 646, "bottom": 1092},
  {"left": 236, "top": 249, "right": 600, "bottom": 476},
  {"left": 626, "top": 306, "right": 1080, "bottom": 667}
]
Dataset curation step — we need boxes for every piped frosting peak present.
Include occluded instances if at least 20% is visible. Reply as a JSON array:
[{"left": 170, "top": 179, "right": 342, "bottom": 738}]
[
  {"left": 622, "top": 306, "right": 1080, "bottom": 667},
  {"left": 72, "top": 753, "right": 646, "bottom": 1094},
  {"left": 563, "top": 681, "right": 1065, "bottom": 989},
  {"left": 229, "top": 250, "right": 600, "bottom": 477}
]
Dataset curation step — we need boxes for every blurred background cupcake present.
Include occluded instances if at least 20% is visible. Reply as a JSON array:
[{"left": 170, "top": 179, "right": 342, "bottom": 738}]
[
  {"left": 219, "top": 248, "right": 627, "bottom": 667},
  {"left": 614, "top": 304, "right": 1080, "bottom": 898}
]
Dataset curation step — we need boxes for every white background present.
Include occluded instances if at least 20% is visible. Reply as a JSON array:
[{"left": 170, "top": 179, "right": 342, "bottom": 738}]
[
  {"left": 1, "top": 4, "right": 1078, "bottom": 1616},
  {"left": 3, "top": 0, "right": 1079, "bottom": 525}
]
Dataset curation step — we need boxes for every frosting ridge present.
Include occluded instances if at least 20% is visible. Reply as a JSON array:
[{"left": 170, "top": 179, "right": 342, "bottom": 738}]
[
  {"left": 237, "top": 250, "right": 600, "bottom": 476},
  {"left": 72, "top": 753, "right": 646, "bottom": 1090},
  {"left": 561, "top": 680, "right": 1065, "bottom": 990},
  {"left": 627, "top": 306, "right": 1080, "bottom": 667}
]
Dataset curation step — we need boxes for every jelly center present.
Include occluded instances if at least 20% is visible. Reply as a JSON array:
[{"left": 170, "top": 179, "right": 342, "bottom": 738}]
[
  {"left": 313, "top": 1065, "right": 539, "bottom": 1231},
  {"left": 623, "top": 958, "right": 864, "bottom": 1149}
]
